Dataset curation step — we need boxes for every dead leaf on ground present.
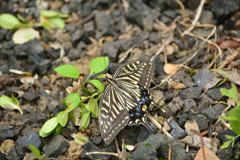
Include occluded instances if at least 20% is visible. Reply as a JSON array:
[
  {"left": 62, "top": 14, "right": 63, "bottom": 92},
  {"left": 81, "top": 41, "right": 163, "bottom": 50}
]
[
  {"left": 217, "top": 68, "right": 240, "bottom": 85},
  {"left": 210, "top": 37, "right": 240, "bottom": 49},
  {"left": 164, "top": 63, "right": 179, "bottom": 74},
  {"left": 194, "top": 145, "right": 220, "bottom": 160},
  {"left": 182, "top": 134, "right": 212, "bottom": 149},
  {"left": 185, "top": 120, "right": 199, "bottom": 135}
]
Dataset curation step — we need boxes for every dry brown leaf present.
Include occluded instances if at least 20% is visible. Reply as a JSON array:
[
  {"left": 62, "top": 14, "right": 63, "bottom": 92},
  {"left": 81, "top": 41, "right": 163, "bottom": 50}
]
[
  {"left": 194, "top": 145, "right": 220, "bottom": 160},
  {"left": 185, "top": 120, "right": 199, "bottom": 135},
  {"left": 164, "top": 63, "right": 179, "bottom": 74},
  {"left": 218, "top": 68, "right": 240, "bottom": 85},
  {"left": 211, "top": 37, "right": 240, "bottom": 49},
  {"left": 182, "top": 134, "right": 212, "bottom": 149}
]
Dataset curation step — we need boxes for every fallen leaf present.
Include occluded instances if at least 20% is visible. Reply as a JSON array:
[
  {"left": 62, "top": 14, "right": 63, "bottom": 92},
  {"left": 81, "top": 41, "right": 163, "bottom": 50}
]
[
  {"left": 12, "top": 27, "right": 39, "bottom": 44},
  {"left": 164, "top": 63, "right": 179, "bottom": 74},
  {"left": 194, "top": 145, "right": 220, "bottom": 160}
]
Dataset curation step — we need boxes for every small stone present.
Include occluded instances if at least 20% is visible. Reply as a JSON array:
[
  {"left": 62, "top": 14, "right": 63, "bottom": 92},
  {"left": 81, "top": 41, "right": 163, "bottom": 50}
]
[
  {"left": 91, "top": 136, "right": 102, "bottom": 145},
  {"left": 189, "top": 114, "right": 209, "bottom": 131},
  {"left": 179, "top": 87, "right": 202, "bottom": 100},
  {"left": 167, "top": 117, "right": 187, "bottom": 139},
  {"left": 22, "top": 88, "right": 40, "bottom": 102},
  {"left": 183, "top": 99, "right": 197, "bottom": 112},
  {"left": 44, "top": 135, "right": 70, "bottom": 157},
  {"left": 15, "top": 131, "right": 42, "bottom": 158},
  {"left": 201, "top": 107, "right": 217, "bottom": 124}
]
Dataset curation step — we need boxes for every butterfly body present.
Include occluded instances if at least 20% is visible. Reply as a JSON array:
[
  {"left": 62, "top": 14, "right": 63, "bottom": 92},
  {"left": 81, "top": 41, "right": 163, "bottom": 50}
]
[{"left": 99, "top": 61, "right": 157, "bottom": 144}]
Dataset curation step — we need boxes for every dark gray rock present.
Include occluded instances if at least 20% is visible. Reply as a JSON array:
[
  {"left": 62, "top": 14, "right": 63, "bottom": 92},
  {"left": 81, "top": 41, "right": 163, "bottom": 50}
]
[
  {"left": 199, "top": 10, "right": 215, "bottom": 24},
  {"left": 178, "top": 112, "right": 189, "bottom": 128},
  {"left": 44, "top": 135, "right": 70, "bottom": 157},
  {"left": 181, "top": 76, "right": 196, "bottom": 87},
  {"left": 61, "top": 4, "right": 70, "bottom": 14},
  {"left": 201, "top": 107, "right": 217, "bottom": 124},
  {"left": 102, "top": 42, "right": 120, "bottom": 62},
  {"left": 1, "top": 41, "right": 15, "bottom": 49},
  {"left": 183, "top": 99, "right": 197, "bottom": 112},
  {"left": 82, "top": 2, "right": 93, "bottom": 18},
  {"left": 149, "top": 31, "right": 160, "bottom": 43},
  {"left": 179, "top": 87, "right": 202, "bottom": 100},
  {"left": 117, "top": 126, "right": 141, "bottom": 145},
  {"left": 0, "top": 151, "right": 7, "bottom": 160},
  {"left": 192, "top": 68, "right": 215, "bottom": 90},
  {"left": 79, "top": 141, "right": 115, "bottom": 160},
  {"left": 167, "top": 117, "right": 187, "bottom": 139},
  {"left": 22, "top": 88, "right": 40, "bottom": 102},
  {"left": 160, "top": 96, "right": 184, "bottom": 117},
  {"left": 206, "top": 0, "right": 239, "bottom": 22},
  {"left": 216, "top": 148, "right": 233, "bottom": 160},
  {"left": 45, "top": 48, "right": 60, "bottom": 60},
  {"left": 21, "top": 123, "right": 42, "bottom": 136},
  {"left": 37, "top": 113, "right": 49, "bottom": 123},
  {"left": 71, "top": 30, "right": 84, "bottom": 47},
  {"left": 67, "top": 48, "right": 81, "bottom": 60},
  {"left": 7, "top": 146, "right": 21, "bottom": 160},
  {"left": 91, "top": 136, "right": 102, "bottom": 145},
  {"left": 166, "top": 0, "right": 186, "bottom": 9},
  {"left": 0, "top": 29, "right": 8, "bottom": 41},
  {"left": 129, "top": 133, "right": 190, "bottom": 160},
  {"left": 61, "top": 120, "right": 78, "bottom": 138},
  {"left": 207, "top": 83, "right": 231, "bottom": 101},
  {"left": 15, "top": 131, "right": 42, "bottom": 158},
  {"left": 212, "top": 103, "right": 227, "bottom": 117},
  {"left": 187, "top": 0, "right": 201, "bottom": 10},
  {"left": 218, "top": 129, "right": 237, "bottom": 144},
  {"left": 95, "top": 11, "right": 113, "bottom": 31},
  {"left": 189, "top": 114, "right": 209, "bottom": 131}
]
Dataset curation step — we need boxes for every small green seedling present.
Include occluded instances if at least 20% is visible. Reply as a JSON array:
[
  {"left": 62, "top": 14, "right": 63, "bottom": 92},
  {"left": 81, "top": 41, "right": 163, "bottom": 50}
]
[
  {"left": 219, "top": 83, "right": 240, "bottom": 149},
  {"left": 0, "top": 95, "right": 23, "bottom": 114},
  {"left": 29, "top": 144, "right": 46, "bottom": 160},
  {"left": 39, "top": 57, "right": 109, "bottom": 137}
]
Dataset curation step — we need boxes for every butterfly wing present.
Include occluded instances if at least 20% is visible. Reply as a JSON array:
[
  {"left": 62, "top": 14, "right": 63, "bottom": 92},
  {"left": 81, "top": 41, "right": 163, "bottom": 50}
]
[{"left": 99, "top": 60, "right": 156, "bottom": 144}]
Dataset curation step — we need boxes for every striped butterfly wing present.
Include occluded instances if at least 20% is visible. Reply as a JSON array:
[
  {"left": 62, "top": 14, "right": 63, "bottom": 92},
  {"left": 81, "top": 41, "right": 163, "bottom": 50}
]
[{"left": 99, "top": 61, "right": 156, "bottom": 144}]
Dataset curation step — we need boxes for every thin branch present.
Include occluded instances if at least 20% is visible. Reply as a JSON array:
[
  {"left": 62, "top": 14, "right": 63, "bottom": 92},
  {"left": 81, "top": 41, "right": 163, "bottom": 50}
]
[
  {"left": 182, "top": 0, "right": 206, "bottom": 36},
  {"left": 147, "top": 112, "right": 173, "bottom": 138}
]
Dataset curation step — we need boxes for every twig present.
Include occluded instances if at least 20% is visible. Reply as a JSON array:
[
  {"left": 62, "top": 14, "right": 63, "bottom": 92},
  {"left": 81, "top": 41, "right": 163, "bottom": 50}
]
[
  {"left": 190, "top": 129, "right": 206, "bottom": 160},
  {"left": 147, "top": 112, "right": 173, "bottom": 138},
  {"left": 182, "top": 0, "right": 206, "bottom": 36},
  {"left": 75, "top": 11, "right": 95, "bottom": 26},
  {"left": 168, "top": 145, "right": 172, "bottom": 160},
  {"left": 150, "top": 16, "right": 180, "bottom": 62},
  {"left": 106, "top": 3, "right": 117, "bottom": 14}
]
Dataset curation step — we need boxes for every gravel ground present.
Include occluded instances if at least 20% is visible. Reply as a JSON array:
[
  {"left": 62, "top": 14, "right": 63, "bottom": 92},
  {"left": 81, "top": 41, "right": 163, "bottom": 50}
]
[{"left": 1, "top": 0, "right": 240, "bottom": 159}]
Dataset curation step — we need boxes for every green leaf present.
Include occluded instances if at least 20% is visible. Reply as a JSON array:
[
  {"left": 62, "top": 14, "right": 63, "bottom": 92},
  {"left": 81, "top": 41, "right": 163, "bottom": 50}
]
[
  {"left": 39, "top": 127, "right": 53, "bottom": 137},
  {"left": 66, "top": 93, "right": 81, "bottom": 111},
  {"left": 49, "top": 17, "right": 65, "bottom": 29},
  {"left": 81, "top": 87, "right": 97, "bottom": 95},
  {"left": 72, "top": 133, "right": 88, "bottom": 145},
  {"left": 41, "top": 117, "right": 58, "bottom": 134},
  {"left": 0, "top": 14, "right": 21, "bottom": 29},
  {"left": 225, "top": 135, "right": 234, "bottom": 139},
  {"left": 211, "top": 69, "right": 232, "bottom": 80},
  {"left": 54, "top": 124, "right": 64, "bottom": 134},
  {"left": 54, "top": 64, "right": 79, "bottom": 78},
  {"left": 57, "top": 110, "right": 69, "bottom": 127},
  {"left": 220, "top": 84, "right": 238, "bottom": 104},
  {"left": 125, "top": 144, "right": 134, "bottom": 151},
  {"left": 220, "top": 116, "right": 239, "bottom": 122},
  {"left": 86, "top": 79, "right": 105, "bottom": 92},
  {"left": 0, "top": 95, "right": 23, "bottom": 114},
  {"left": 228, "top": 107, "right": 240, "bottom": 135},
  {"left": 89, "top": 57, "right": 109, "bottom": 76},
  {"left": 89, "top": 97, "right": 98, "bottom": 117},
  {"left": 40, "top": 10, "right": 59, "bottom": 17},
  {"left": 81, "top": 111, "right": 90, "bottom": 131},
  {"left": 29, "top": 144, "right": 46, "bottom": 160},
  {"left": 220, "top": 140, "right": 232, "bottom": 149}
]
